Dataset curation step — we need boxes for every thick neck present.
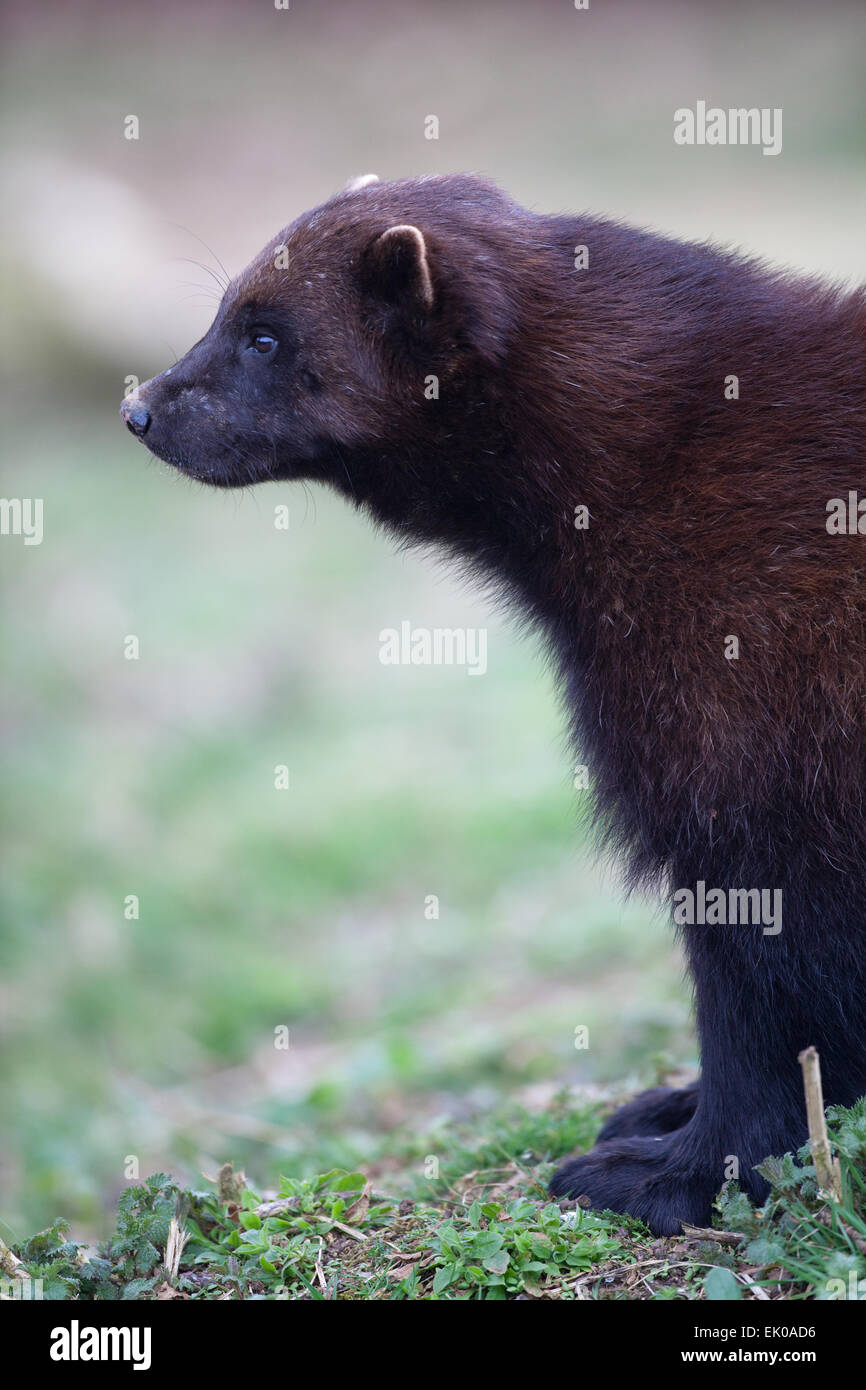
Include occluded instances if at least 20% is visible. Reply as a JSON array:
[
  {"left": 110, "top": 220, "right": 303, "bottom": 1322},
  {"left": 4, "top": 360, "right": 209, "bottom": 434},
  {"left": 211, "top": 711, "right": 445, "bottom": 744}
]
[{"left": 336, "top": 214, "right": 729, "bottom": 652}]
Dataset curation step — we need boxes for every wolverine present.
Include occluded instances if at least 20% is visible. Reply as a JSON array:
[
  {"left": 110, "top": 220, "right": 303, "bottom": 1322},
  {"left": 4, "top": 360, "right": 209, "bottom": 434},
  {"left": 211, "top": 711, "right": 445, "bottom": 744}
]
[{"left": 121, "top": 173, "right": 866, "bottom": 1235}]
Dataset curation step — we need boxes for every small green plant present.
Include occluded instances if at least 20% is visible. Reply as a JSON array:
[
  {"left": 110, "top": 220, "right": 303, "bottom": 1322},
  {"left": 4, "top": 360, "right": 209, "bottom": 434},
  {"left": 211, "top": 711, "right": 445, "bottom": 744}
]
[
  {"left": 710, "top": 1097, "right": 866, "bottom": 1300},
  {"left": 427, "top": 1198, "right": 625, "bottom": 1299}
]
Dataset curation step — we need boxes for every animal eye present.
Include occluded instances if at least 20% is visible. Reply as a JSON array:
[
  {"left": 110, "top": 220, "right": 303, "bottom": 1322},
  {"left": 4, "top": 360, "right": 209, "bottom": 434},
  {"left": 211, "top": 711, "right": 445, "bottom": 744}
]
[{"left": 249, "top": 333, "right": 278, "bottom": 355}]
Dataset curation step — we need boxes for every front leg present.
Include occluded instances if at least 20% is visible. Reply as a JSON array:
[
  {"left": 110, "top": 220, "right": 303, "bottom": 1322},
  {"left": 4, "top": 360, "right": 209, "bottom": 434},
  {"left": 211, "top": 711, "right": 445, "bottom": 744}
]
[
  {"left": 550, "top": 1129, "right": 719, "bottom": 1234},
  {"left": 595, "top": 1082, "right": 699, "bottom": 1142},
  {"left": 551, "top": 874, "right": 866, "bottom": 1234}
]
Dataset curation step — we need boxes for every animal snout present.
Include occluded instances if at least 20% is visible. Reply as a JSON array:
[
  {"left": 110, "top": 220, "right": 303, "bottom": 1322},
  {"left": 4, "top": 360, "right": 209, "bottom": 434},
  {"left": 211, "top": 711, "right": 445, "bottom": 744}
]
[{"left": 120, "top": 396, "right": 152, "bottom": 438}]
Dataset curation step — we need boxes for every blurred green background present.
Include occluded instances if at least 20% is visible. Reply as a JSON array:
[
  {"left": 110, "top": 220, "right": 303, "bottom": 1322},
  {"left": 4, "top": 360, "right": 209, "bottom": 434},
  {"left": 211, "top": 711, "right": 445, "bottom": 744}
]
[{"left": 1, "top": 0, "right": 864, "bottom": 1236}]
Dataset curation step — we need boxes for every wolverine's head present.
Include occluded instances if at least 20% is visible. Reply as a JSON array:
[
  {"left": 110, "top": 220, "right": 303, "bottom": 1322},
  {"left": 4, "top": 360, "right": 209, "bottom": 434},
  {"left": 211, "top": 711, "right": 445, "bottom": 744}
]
[{"left": 120, "top": 173, "right": 520, "bottom": 498}]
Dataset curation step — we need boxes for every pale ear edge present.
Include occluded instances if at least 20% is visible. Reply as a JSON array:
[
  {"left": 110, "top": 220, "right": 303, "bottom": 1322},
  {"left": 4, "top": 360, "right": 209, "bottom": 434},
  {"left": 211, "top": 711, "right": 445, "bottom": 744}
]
[
  {"left": 344, "top": 173, "right": 380, "bottom": 192},
  {"left": 376, "top": 224, "right": 434, "bottom": 310}
]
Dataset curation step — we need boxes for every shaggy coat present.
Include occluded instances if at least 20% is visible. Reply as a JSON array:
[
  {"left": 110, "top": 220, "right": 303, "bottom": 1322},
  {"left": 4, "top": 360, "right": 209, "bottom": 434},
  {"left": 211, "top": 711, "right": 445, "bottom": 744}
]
[{"left": 121, "top": 174, "right": 866, "bottom": 1234}]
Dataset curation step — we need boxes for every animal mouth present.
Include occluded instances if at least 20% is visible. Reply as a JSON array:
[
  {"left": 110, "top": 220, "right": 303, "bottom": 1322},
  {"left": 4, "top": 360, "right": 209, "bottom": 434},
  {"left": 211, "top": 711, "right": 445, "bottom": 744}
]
[{"left": 144, "top": 442, "right": 203, "bottom": 475}]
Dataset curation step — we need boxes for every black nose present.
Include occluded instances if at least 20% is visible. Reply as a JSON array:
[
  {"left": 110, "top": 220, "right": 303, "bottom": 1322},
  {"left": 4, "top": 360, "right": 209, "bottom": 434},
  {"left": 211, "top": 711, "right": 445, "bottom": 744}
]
[{"left": 122, "top": 399, "right": 151, "bottom": 438}]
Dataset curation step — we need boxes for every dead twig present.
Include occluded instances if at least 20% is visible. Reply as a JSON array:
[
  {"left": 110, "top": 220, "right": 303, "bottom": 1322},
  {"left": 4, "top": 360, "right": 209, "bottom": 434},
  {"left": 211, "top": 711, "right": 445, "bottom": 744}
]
[
  {"left": 798, "top": 1046, "right": 842, "bottom": 1202},
  {"left": 680, "top": 1224, "right": 745, "bottom": 1245},
  {"left": 163, "top": 1217, "right": 189, "bottom": 1282}
]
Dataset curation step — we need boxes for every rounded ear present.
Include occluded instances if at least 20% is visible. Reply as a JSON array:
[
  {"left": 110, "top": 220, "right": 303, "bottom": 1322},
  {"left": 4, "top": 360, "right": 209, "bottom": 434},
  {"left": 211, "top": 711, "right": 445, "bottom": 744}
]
[
  {"left": 363, "top": 224, "right": 434, "bottom": 312},
  {"left": 343, "top": 173, "right": 379, "bottom": 192}
]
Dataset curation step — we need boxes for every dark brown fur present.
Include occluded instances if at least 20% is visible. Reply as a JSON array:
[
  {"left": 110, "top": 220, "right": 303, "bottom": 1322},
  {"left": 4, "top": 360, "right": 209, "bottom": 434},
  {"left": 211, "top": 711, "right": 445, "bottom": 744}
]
[{"left": 121, "top": 174, "right": 866, "bottom": 1234}]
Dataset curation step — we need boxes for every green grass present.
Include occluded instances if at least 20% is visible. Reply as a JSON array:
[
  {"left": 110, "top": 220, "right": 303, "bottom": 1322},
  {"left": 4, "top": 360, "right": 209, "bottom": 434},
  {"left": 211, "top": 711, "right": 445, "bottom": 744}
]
[{"left": 5, "top": 1096, "right": 864, "bottom": 1301}]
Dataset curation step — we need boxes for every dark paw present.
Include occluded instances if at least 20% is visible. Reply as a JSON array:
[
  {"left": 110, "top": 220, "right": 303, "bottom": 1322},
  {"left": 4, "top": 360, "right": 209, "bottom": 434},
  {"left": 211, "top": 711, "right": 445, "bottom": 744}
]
[
  {"left": 596, "top": 1083, "right": 699, "bottom": 1143},
  {"left": 549, "top": 1133, "right": 717, "bottom": 1235}
]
